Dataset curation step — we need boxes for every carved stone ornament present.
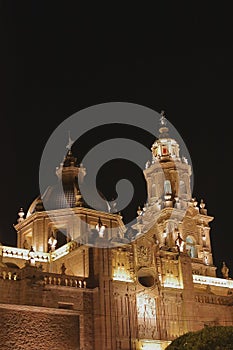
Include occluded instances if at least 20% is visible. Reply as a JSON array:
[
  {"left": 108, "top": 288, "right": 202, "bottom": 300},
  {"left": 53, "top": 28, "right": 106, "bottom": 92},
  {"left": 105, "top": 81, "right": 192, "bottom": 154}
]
[{"left": 137, "top": 245, "right": 152, "bottom": 265}]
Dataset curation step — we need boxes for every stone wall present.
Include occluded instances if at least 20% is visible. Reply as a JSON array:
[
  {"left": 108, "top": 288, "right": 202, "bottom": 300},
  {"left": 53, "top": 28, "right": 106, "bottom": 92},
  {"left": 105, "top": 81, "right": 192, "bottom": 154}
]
[
  {"left": 0, "top": 304, "right": 80, "bottom": 350},
  {"left": 0, "top": 279, "right": 21, "bottom": 304},
  {"left": 194, "top": 299, "right": 233, "bottom": 329}
]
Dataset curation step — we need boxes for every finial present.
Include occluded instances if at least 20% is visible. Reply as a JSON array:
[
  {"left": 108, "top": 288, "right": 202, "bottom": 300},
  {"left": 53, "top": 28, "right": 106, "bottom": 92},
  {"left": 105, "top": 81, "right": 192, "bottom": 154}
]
[
  {"left": 17, "top": 208, "right": 25, "bottom": 223},
  {"left": 221, "top": 261, "right": 229, "bottom": 279},
  {"left": 199, "top": 199, "right": 207, "bottom": 215},
  {"left": 200, "top": 199, "right": 205, "bottom": 209},
  {"left": 160, "top": 110, "right": 167, "bottom": 126},
  {"left": 66, "top": 130, "right": 74, "bottom": 151}
]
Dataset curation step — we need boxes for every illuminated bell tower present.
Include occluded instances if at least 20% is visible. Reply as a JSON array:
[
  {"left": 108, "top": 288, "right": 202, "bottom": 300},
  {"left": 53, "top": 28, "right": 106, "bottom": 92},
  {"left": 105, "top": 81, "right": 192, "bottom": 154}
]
[
  {"left": 145, "top": 110, "right": 192, "bottom": 207},
  {"left": 130, "top": 111, "right": 216, "bottom": 345},
  {"left": 137, "top": 110, "right": 215, "bottom": 278}
]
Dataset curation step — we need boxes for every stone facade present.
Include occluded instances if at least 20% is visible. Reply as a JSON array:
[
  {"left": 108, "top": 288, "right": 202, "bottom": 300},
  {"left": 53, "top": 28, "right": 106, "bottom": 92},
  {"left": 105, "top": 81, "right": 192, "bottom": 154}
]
[
  {"left": 0, "top": 112, "right": 233, "bottom": 349},
  {"left": 0, "top": 304, "right": 79, "bottom": 350}
]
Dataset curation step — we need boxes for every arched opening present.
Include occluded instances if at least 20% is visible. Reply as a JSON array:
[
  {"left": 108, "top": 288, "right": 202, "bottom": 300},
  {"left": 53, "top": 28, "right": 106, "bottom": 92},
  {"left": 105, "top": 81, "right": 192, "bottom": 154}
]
[
  {"left": 48, "top": 227, "right": 68, "bottom": 252},
  {"left": 164, "top": 180, "right": 172, "bottom": 195},
  {"left": 56, "top": 229, "right": 68, "bottom": 248},
  {"left": 186, "top": 236, "right": 197, "bottom": 258}
]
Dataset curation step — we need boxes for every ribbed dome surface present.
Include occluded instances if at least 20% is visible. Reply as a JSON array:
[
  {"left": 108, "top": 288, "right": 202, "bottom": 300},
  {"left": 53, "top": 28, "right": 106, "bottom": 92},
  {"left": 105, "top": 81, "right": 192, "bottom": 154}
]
[
  {"left": 26, "top": 149, "right": 112, "bottom": 216},
  {"left": 42, "top": 180, "right": 78, "bottom": 210}
]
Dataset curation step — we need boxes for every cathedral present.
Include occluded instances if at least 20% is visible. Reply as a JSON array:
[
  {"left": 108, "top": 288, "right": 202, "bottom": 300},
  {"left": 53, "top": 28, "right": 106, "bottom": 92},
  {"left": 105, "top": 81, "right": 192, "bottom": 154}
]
[{"left": 0, "top": 112, "right": 232, "bottom": 350}]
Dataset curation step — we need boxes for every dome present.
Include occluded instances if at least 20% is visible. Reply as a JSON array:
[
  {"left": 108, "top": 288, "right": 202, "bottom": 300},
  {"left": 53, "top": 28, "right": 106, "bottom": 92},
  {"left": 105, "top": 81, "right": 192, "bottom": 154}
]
[
  {"left": 42, "top": 179, "right": 79, "bottom": 210},
  {"left": 26, "top": 149, "right": 112, "bottom": 216}
]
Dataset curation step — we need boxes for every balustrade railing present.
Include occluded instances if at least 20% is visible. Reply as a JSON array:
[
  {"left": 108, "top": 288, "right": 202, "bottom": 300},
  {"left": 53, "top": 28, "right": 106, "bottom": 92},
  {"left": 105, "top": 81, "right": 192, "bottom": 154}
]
[
  {"left": 0, "top": 267, "right": 87, "bottom": 288},
  {"left": 2, "top": 246, "right": 50, "bottom": 262},
  {"left": 0, "top": 268, "right": 19, "bottom": 280},
  {"left": 50, "top": 241, "right": 78, "bottom": 261},
  {"left": 193, "top": 274, "right": 233, "bottom": 288},
  {"left": 43, "top": 273, "right": 87, "bottom": 288}
]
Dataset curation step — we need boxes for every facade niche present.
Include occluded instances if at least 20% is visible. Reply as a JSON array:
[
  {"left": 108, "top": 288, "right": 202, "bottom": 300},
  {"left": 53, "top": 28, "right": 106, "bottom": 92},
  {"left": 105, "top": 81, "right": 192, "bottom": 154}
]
[{"left": 186, "top": 236, "right": 197, "bottom": 258}]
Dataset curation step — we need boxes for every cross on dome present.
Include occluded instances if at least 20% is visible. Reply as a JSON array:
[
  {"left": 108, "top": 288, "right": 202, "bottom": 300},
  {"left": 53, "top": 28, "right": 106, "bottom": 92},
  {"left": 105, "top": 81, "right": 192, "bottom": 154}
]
[
  {"left": 160, "top": 110, "right": 167, "bottom": 126},
  {"left": 66, "top": 130, "right": 74, "bottom": 151}
]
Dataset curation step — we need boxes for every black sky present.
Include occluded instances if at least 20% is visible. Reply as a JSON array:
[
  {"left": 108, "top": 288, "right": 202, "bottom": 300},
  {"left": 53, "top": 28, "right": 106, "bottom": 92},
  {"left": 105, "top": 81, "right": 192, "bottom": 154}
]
[{"left": 1, "top": 2, "right": 233, "bottom": 277}]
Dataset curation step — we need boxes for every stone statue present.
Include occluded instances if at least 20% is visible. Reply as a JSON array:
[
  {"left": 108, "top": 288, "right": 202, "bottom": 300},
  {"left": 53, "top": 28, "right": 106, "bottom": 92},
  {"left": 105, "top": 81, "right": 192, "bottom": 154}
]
[
  {"left": 23, "top": 239, "right": 29, "bottom": 249},
  {"left": 61, "top": 262, "right": 66, "bottom": 275},
  {"left": 221, "top": 261, "right": 229, "bottom": 279}
]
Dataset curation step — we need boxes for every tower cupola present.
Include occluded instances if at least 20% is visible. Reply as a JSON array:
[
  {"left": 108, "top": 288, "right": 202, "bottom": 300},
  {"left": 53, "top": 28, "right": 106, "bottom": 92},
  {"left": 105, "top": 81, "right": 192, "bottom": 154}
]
[{"left": 151, "top": 110, "right": 180, "bottom": 162}]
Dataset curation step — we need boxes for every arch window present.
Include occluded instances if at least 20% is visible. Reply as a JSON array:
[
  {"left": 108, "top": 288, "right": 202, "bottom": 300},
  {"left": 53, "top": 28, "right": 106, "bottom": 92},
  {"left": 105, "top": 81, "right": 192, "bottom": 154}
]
[
  {"left": 186, "top": 236, "right": 197, "bottom": 258},
  {"left": 164, "top": 180, "right": 172, "bottom": 195}
]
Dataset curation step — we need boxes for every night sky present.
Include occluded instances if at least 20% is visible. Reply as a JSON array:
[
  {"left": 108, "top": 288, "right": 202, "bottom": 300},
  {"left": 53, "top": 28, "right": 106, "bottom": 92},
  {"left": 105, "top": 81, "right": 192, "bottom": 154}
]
[{"left": 1, "top": 2, "right": 233, "bottom": 277}]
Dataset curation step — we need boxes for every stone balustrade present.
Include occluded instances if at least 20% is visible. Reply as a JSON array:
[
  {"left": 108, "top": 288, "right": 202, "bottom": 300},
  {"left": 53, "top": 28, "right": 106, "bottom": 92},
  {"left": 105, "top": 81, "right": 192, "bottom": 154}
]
[
  {"left": 2, "top": 246, "right": 50, "bottom": 262},
  {"left": 193, "top": 274, "right": 233, "bottom": 288},
  {"left": 50, "top": 241, "right": 78, "bottom": 261},
  {"left": 0, "top": 267, "right": 87, "bottom": 289},
  {"left": 1, "top": 241, "right": 79, "bottom": 263},
  {"left": 0, "top": 268, "right": 19, "bottom": 280},
  {"left": 43, "top": 273, "right": 87, "bottom": 288}
]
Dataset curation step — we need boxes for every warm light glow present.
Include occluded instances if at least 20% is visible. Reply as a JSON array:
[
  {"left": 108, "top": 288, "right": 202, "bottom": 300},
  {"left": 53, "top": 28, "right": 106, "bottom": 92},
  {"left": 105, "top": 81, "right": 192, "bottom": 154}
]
[
  {"left": 112, "top": 264, "right": 133, "bottom": 282},
  {"left": 51, "top": 242, "right": 72, "bottom": 261},
  {"left": 137, "top": 294, "right": 156, "bottom": 318},
  {"left": 139, "top": 340, "right": 171, "bottom": 350},
  {"left": 193, "top": 274, "right": 233, "bottom": 288},
  {"left": 95, "top": 220, "right": 106, "bottom": 238},
  {"left": 141, "top": 343, "right": 160, "bottom": 350},
  {"left": 48, "top": 235, "right": 57, "bottom": 252},
  {"left": 163, "top": 276, "right": 183, "bottom": 289},
  {"left": 2, "top": 246, "right": 50, "bottom": 262},
  {"left": 96, "top": 225, "right": 105, "bottom": 237},
  {"left": 136, "top": 294, "right": 157, "bottom": 340},
  {"left": 193, "top": 275, "right": 233, "bottom": 288},
  {"left": 2, "top": 246, "right": 29, "bottom": 259}
]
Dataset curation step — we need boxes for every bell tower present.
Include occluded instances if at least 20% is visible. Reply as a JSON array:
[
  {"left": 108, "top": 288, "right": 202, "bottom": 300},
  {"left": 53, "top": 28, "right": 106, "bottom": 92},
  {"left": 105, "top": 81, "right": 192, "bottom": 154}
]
[
  {"left": 133, "top": 111, "right": 216, "bottom": 279},
  {"left": 145, "top": 110, "right": 192, "bottom": 208}
]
